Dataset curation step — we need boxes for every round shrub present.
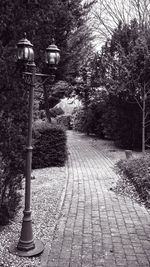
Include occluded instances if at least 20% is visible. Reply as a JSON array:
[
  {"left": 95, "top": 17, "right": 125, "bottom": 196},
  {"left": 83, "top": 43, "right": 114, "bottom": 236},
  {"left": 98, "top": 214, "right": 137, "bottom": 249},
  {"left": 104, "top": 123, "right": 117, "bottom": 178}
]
[{"left": 32, "top": 122, "right": 67, "bottom": 169}]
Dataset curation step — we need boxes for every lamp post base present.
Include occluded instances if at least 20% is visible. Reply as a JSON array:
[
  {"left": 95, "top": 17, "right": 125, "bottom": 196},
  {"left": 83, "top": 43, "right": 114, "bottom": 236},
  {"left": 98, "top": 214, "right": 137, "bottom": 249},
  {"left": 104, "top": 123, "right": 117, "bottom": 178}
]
[{"left": 9, "top": 239, "right": 44, "bottom": 257}]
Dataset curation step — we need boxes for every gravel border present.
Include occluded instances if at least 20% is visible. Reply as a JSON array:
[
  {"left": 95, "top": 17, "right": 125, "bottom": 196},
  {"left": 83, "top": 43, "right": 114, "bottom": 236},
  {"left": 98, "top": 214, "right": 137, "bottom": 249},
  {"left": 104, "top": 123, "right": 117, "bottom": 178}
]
[{"left": 0, "top": 166, "right": 67, "bottom": 267}]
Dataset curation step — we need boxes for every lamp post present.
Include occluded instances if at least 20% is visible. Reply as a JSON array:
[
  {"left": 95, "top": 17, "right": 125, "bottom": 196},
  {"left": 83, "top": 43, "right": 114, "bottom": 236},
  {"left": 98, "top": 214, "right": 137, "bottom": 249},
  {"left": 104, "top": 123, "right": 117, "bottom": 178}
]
[{"left": 9, "top": 33, "right": 60, "bottom": 257}]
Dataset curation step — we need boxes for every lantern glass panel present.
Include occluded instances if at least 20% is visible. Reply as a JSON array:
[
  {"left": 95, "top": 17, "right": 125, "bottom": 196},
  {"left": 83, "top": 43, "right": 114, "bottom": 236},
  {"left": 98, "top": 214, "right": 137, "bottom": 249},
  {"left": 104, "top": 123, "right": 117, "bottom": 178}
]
[
  {"left": 45, "top": 53, "right": 48, "bottom": 64},
  {"left": 24, "top": 47, "right": 29, "bottom": 60},
  {"left": 28, "top": 47, "right": 34, "bottom": 61},
  {"left": 18, "top": 47, "right": 24, "bottom": 60},
  {"left": 48, "top": 52, "right": 56, "bottom": 64},
  {"left": 55, "top": 52, "right": 60, "bottom": 64}
]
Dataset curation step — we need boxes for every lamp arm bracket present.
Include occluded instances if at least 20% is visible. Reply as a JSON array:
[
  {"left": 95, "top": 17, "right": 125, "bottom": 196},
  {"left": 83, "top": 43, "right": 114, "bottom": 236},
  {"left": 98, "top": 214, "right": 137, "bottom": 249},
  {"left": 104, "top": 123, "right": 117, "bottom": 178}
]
[
  {"left": 22, "top": 71, "right": 50, "bottom": 77},
  {"left": 35, "top": 75, "right": 55, "bottom": 89},
  {"left": 22, "top": 71, "right": 55, "bottom": 87}
]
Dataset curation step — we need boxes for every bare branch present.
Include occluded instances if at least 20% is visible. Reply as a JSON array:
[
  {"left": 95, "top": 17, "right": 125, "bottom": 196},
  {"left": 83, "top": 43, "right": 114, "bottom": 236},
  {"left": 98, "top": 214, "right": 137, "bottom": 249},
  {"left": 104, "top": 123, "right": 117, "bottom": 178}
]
[
  {"left": 145, "top": 135, "right": 150, "bottom": 142},
  {"left": 134, "top": 96, "right": 143, "bottom": 110},
  {"left": 145, "top": 112, "right": 150, "bottom": 120},
  {"left": 145, "top": 119, "right": 150, "bottom": 124},
  {"left": 90, "top": 0, "right": 150, "bottom": 45}
]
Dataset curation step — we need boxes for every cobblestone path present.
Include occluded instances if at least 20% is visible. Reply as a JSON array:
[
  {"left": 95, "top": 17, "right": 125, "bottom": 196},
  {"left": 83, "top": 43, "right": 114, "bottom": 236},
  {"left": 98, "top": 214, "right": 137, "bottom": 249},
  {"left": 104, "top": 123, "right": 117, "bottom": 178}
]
[{"left": 46, "top": 131, "right": 150, "bottom": 267}]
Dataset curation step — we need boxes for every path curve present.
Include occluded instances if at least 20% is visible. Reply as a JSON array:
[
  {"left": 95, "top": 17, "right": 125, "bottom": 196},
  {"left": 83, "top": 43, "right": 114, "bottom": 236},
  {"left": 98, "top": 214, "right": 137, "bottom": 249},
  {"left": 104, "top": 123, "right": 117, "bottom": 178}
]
[{"left": 46, "top": 131, "right": 150, "bottom": 267}]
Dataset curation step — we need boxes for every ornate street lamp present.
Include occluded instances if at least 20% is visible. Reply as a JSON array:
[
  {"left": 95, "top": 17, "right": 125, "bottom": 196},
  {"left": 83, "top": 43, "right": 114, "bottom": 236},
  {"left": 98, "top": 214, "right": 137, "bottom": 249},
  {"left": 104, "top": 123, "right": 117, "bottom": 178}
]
[
  {"left": 17, "top": 33, "right": 34, "bottom": 63},
  {"left": 9, "top": 33, "right": 60, "bottom": 257},
  {"left": 45, "top": 38, "right": 60, "bottom": 69}
]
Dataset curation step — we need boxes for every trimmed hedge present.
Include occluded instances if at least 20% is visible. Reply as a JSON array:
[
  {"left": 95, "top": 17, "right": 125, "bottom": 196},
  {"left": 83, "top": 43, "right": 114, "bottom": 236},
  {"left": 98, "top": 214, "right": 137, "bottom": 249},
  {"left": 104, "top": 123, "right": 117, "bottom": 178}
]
[
  {"left": 116, "top": 155, "right": 150, "bottom": 207},
  {"left": 32, "top": 122, "right": 67, "bottom": 169},
  {"left": 71, "top": 106, "right": 105, "bottom": 137}
]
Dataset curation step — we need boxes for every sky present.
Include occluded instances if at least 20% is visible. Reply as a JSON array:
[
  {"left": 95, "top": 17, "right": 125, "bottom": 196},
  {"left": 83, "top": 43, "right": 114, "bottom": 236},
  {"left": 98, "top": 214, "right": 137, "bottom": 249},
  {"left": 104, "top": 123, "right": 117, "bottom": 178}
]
[{"left": 88, "top": 0, "right": 150, "bottom": 51}]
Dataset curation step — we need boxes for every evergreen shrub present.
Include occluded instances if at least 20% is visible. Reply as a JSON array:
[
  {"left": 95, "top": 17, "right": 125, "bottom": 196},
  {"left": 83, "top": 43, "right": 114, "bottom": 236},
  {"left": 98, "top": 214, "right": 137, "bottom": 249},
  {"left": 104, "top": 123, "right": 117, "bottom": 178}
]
[
  {"left": 72, "top": 106, "right": 104, "bottom": 137},
  {"left": 116, "top": 155, "right": 150, "bottom": 206},
  {"left": 72, "top": 108, "right": 86, "bottom": 132},
  {"left": 0, "top": 73, "right": 28, "bottom": 226},
  {"left": 32, "top": 122, "right": 67, "bottom": 169},
  {"left": 72, "top": 107, "right": 95, "bottom": 134}
]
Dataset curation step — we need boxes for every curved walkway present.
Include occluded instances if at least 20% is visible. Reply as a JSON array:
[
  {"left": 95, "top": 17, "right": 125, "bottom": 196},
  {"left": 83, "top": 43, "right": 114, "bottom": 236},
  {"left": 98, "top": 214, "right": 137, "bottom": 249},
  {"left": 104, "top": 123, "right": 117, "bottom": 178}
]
[{"left": 45, "top": 131, "right": 150, "bottom": 267}]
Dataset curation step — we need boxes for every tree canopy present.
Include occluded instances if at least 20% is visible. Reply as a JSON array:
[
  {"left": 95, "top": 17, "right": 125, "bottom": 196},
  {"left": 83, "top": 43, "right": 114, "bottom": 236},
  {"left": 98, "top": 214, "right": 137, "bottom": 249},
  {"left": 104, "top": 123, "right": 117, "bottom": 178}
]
[{"left": 85, "top": 18, "right": 150, "bottom": 149}]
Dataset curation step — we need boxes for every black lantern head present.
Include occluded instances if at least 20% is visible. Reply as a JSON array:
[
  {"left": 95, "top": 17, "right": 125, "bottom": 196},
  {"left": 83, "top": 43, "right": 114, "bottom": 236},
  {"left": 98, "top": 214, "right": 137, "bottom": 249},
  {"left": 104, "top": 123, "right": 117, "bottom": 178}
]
[
  {"left": 17, "top": 33, "right": 34, "bottom": 65},
  {"left": 45, "top": 39, "right": 60, "bottom": 70}
]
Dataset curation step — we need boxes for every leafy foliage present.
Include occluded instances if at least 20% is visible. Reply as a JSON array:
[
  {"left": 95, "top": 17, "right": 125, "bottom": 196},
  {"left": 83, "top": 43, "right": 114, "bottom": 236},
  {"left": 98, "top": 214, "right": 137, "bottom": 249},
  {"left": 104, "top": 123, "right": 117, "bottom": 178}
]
[
  {"left": 56, "top": 115, "right": 72, "bottom": 130},
  {"left": 0, "top": 0, "right": 95, "bottom": 224},
  {"left": 71, "top": 105, "right": 102, "bottom": 136},
  {"left": 32, "top": 122, "right": 67, "bottom": 169},
  {"left": 72, "top": 108, "right": 87, "bottom": 133},
  {"left": 0, "top": 70, "right": 28, "bottom": 225},
  {"left": 88, "top": 19, "right": 150, "bottom": 149},
  {"left": 101, "top": 95, "right": 142, "bottom": 148},
  {"left": 72, "top": 87, "right": 142, "bottom": 149},
  {"left": 50, "top": 107, "right": 64, "bottom": 118},
  {"left": 116, "top": 155, "right": 150, "bottom": 207}
]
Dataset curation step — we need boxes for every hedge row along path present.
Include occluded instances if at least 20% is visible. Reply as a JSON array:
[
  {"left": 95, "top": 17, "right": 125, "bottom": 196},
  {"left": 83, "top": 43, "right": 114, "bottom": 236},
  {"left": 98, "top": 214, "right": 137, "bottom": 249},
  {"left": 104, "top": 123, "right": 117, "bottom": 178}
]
[{"left": 41, "top": 131, "right": 150, "bottom": 267}]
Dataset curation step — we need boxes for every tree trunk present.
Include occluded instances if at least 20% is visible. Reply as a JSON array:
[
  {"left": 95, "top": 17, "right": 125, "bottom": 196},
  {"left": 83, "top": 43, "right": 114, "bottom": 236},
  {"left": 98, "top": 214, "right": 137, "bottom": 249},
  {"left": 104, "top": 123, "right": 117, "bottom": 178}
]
[
  {"left": 84, "top": 88, "right": 89, "bottom": 136},
  {"left": 142, "top": 87, "right": 146, "bottom": 153},
  {"left": 43, "top": 85, "right": 51, "bottom": 123}
]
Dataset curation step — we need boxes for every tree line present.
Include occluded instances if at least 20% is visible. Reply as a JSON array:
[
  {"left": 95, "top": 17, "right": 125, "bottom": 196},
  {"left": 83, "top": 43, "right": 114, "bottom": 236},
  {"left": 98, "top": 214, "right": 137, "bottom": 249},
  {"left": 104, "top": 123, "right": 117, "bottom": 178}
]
[{"left": 72, "top": 1, "right": 150, "bottom": 152}]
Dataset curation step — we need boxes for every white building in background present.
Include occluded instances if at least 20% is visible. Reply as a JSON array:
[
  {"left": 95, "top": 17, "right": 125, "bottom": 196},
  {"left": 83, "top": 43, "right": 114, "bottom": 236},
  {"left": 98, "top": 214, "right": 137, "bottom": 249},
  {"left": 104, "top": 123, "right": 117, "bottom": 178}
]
[{"left": 57, "top": 97, "right": 82, "bottom": 115}]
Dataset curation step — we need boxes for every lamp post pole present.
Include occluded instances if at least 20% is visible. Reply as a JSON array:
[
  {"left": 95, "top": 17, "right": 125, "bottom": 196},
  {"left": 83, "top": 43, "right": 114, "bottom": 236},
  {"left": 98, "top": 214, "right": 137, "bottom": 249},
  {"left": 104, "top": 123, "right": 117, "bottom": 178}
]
[
  {"left": 9, "top": 33, "right": 60, "bottom": 257},
  {"left": 17, "top": 63, "right": 38, "bottom": 255}
]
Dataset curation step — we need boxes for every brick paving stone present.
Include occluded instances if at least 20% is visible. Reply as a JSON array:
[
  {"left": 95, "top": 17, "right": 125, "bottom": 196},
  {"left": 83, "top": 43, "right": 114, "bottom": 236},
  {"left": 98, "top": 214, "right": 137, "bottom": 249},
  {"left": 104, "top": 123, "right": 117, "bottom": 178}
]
[{"left": 45, "top": 131, "right": 150, "bottom": 267}]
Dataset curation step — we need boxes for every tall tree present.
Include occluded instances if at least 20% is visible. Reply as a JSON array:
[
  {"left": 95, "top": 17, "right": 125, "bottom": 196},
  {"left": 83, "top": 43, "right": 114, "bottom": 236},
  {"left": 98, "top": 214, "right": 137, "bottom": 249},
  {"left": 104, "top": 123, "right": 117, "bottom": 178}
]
[
  {"left": 90, "top": 0, "right": 150, "bottom": 46},
  {"left": 96, "top": 19, "right": 150, "bottom": 151}
]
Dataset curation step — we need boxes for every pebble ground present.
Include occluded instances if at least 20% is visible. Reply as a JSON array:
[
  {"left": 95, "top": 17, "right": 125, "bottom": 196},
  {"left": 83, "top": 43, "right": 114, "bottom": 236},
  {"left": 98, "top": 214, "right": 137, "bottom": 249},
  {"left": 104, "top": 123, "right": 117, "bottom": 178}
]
[{"left": 43, "top": 131, "right": 150, "bottom": 267}]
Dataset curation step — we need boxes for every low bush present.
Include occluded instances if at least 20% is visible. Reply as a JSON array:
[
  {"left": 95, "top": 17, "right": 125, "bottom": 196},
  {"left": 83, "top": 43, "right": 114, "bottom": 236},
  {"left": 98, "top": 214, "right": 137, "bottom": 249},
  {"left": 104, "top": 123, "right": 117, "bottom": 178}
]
[
  {"left": 71, "top": 103, "right": 105, "bottom": 137},
  {"left": 116, "top": 155, "right": 150, "bottom": 207},
  {"left": 32, "top": 122, "right": 67, "bottom": 169}
]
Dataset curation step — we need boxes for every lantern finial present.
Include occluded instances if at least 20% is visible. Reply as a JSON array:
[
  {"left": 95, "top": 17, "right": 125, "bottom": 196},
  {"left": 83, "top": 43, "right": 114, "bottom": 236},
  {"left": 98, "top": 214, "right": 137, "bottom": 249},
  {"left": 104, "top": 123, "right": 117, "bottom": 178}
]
[
  {"left": 51, "top": 38, "right": 55, "bottom": 44},
  {"left": 24, "top": 32, "right": 27, "bottom": 39}
]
